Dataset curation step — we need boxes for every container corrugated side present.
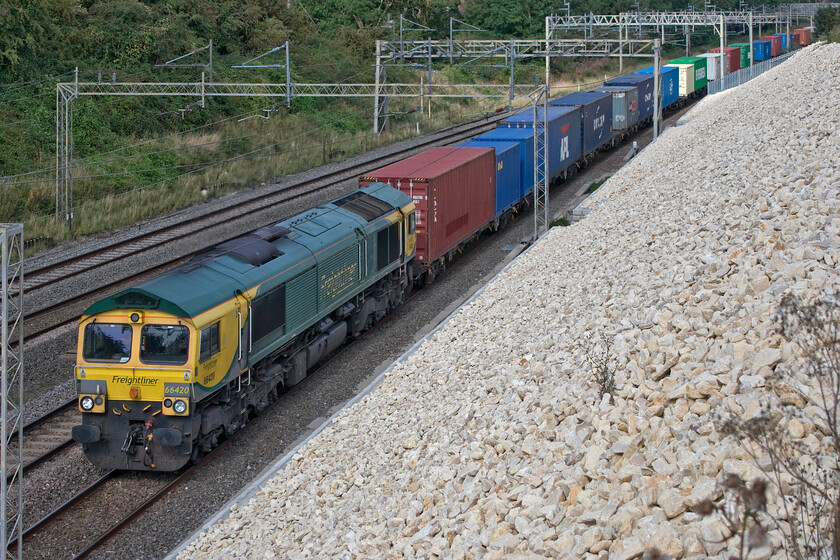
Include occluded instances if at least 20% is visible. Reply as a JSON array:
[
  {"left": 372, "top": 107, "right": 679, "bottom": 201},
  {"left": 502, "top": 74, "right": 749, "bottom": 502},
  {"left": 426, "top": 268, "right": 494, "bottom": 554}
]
[
  {"left": 635, "top": 66, "right": 679, "bottom": 108},
  {"left": 667, "top": 64, "right": 696, "bottom": 97},
  {"left": 709, "top": 46, "right": 742, "bottom": 73},
  {"left": 773, "top": 33, "right": 789, "bottom": 51},
  {"left": 595, "top": 86, "right": 639, "bottom": 131},
  {"left": 760, "top": 35, "right": 782, "bottom": 57},
  {"left": 669, "top": 56, "right": 708, "bottom": 89},
  {"left": 730, "top": 43, "right": 752, "bottom": 67},
  {"left": 753, "top": 40, "right": 771, "bottom": 61},
  {"left": 499, "top": 105, "right": 581, "bottom": 180},
  {"left": 359, "top": 147, "right": 495, "bottom": 264},
  {"left": 794, "top": 28, "right": 811, "bottom": 46},
  {"left": 548, "top": 91, "right": 612, "bottom": 157},
  {"left": 604, "top": 74, "right": 655, "bottom": 119},
  {"left": 458, "top": 140, "right": 521, "bottom": 218},
  {"left": 698, "top": 53, "right": 723, "bottom": 81},
  {"left": 471, "top": 127, "right": 535, "bottom": 198}
]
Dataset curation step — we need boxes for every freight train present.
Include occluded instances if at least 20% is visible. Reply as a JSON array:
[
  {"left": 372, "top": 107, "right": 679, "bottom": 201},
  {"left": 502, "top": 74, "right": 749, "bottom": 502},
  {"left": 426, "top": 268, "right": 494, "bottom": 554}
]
[{"left": 72, "top": 34, "right": 806, "bottom": 470}]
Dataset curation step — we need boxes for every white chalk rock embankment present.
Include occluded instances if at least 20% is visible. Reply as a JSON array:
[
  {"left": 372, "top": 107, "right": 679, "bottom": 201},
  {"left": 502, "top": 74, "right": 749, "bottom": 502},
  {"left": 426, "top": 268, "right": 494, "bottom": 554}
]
[{"left": 179, "top": 43, "right": 840, "bottom": 559}]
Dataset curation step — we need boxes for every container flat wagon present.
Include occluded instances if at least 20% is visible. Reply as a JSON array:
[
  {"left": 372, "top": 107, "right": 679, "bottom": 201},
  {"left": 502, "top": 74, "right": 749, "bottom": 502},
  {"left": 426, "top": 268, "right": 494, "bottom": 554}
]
[
  {"left": 635, "top": 66, "right": 679, "bottom": 109},
  {"left": 548, "top": 91, "right": 612, "bottom": 159},
  {"left": 604, "top": 74, "right": 655, "bottom": 120},
  {"left": 458, "top": 140, "right": 522, "bottom": 220}
]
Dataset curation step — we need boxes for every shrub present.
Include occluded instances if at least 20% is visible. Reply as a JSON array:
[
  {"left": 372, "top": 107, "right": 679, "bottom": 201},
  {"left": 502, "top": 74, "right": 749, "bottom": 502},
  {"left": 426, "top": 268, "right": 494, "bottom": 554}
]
[
  {"left": 709, "top": 293, "right": 840, "bottom": 559},
  {"left": 588, "top": 177, "right": 608, "bottom": 193},
  {"left": 582, "top": 333, "right": 616, "bottom": 397}
]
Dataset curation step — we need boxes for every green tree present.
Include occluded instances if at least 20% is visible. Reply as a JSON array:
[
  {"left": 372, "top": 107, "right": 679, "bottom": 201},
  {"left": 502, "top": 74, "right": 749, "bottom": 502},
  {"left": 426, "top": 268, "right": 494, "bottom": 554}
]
[
  {"left": 0, "top": 0, "right": 47, "bottom": 69},
  {"left": 815, "top": 6, "right": 840, "bottom": 39}
]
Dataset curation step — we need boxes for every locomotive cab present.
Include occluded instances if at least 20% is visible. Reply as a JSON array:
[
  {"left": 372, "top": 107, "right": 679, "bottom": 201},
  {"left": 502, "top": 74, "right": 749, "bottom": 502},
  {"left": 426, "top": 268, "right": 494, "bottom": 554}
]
[{"left": 72, "top": 308, "right": 200, "bottom": 471}]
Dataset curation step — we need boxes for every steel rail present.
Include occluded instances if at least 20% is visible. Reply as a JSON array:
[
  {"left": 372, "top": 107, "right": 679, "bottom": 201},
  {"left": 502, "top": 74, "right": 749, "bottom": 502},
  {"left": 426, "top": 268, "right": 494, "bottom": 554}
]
[
  {"left": 7, "top": 470, "right": 118, "bottom": 549},
  {"left": 5, "top": 399, "right": 78, "bottom": 484},
  {"left": 70, "top": 441, "right": 231, "bottom": 560},
  {"left": 23, "top": 113, "right": 508, "bottom": 295}
]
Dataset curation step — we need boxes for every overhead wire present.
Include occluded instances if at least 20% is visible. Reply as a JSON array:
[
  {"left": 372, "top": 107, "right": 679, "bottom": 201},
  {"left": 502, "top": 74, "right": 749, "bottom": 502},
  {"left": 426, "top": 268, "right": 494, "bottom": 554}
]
[
  {"left": 0, "top": 106, "right": 273, "bottom": 181},
  {"left": 0, "top": 71, "right": 75, "bottom": 94},
  {"left": 5, "top": 103, "right": 378, "bottom": 187},
  {"left": 50, "top": 105, "right": 439, "bottom": 222}
]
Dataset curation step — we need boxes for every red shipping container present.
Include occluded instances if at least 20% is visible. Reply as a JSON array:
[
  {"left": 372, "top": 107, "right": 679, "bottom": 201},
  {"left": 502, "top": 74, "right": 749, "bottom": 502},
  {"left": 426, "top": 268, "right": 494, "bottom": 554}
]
[
  {"left": 792, "top": 33, "right": 801, "bottom": 48},
  {"left": 794, "top": 28, "right": 811, "bottom": 46},
  {"left": 794, "top": 27, "right": 811, "bottom": 47},
  {"left": 759, "top": 35, "right": 782, "bottom": 57},
  {"left": 708, "top": 46, "right": 741, "bottom": 73},
  {"left": 359, "top": 147, "right": 495, "bottom": 266}
]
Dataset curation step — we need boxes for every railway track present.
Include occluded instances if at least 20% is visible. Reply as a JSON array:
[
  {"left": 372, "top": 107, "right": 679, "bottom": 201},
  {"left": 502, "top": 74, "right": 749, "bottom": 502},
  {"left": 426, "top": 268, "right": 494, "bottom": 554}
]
[
  {"left": 14, "top": 303, "right": 403, "bottom": 559},
  {"left": 10, "top": 221, "right": 495, "bottom": 559},
  {"left": 22, "top": 116, "right": 507, "bottom": 291},
  {"left": 12, "top": 445, "right": 228, "bottom": 560},
  {"left": 11, "top": 98, "right": 704, "bottom": 558},
  {"left": 5, "top": 399, "right": 79, "bottom": 484},
  {"left": 18, "top": 113, "right": 510, "bottom": 343}
]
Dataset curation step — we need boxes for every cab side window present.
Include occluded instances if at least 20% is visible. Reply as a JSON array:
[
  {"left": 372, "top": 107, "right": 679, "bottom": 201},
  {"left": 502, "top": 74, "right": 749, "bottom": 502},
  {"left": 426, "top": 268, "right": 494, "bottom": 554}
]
[{"left": 199, "top": 322, "right": 220, "bottom": 363}]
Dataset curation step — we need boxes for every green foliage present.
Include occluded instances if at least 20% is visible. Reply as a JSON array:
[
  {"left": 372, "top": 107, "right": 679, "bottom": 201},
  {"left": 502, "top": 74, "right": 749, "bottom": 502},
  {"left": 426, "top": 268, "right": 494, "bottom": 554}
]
[
  {"left": 0, "top": 0, "right": 758, "bottom": 243},
  {"left": 0, "top": 1, "right": 46, "bottom": 68},
  {"left": 815, "top": 7, "right": 840, "bottom": 39},
  {"left": 463, "top": 0, "right": 549, "bottom": 38},
  {"left": 440, "top": 65, "right": 475, "bottom": 84},
  {"left": 587, "top": 177, "right": 609, "bottom": 193},
  {"left": 549, "top": 217, "right": 570, "bottom": 227}
]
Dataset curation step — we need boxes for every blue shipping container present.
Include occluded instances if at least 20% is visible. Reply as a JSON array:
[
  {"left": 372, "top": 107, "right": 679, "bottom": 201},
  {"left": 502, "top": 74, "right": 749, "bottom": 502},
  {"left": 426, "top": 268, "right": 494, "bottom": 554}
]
[
  {"left": 773, "top": 33, "right": 788, "bottom": 51},
  {"left": 753, "top": 40, "right": 772, "bottom": 61},
  {"left": 458, "top": 140, "right": 521, "bottom": 218},
  {"left": 499, "top": 106, "right": 582, "bottom": 180},
  {"left": 635, "top": 66, "right": 679, "bottom": 109},
  {"left": 471, "top": 128, "right": 535, "bottom": 198},
  {"left": 548, "top": 91, "right": 612, "bottom": 157},
  {"left": 595, "top": 86, "right": 639, "bottom": 131},
  {"left": 604, "top": 73, "right": 655, "bottom": 120}
]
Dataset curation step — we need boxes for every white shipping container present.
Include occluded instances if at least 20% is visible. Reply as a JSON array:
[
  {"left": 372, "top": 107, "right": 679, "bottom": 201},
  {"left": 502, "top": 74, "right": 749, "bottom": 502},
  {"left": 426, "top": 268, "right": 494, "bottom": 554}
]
[
  {"left": 671, "top": 64, "right": 696, "bottom": 96},
  {"left": 698, "top": 53, "right": 725, "bottom": 81}
]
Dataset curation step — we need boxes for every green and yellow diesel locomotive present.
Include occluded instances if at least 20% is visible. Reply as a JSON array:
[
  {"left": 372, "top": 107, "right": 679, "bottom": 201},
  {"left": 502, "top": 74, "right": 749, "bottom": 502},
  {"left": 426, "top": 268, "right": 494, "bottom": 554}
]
[{"left": 72, "top": 183, "right": 415, "bottom": 470}]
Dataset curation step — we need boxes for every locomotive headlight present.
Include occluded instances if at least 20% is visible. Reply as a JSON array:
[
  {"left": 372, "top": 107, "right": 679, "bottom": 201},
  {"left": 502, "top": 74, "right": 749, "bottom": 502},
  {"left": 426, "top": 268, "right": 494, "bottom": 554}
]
[
  {"left": 80, "top": 396, "right": 95, "bottom": 412},
  {"left": 173, "top": 399, "right": 187, "bottom": 414},
  {"left": 164, "top": 398, "right": 173, "bottom": 408}
]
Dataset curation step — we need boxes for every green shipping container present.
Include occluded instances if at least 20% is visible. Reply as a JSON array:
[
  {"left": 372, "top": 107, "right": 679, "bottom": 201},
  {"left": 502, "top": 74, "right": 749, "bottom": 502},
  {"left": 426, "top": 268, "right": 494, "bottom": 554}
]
[
  {"left": 668, "top": 56, "right": 708, "bottom": 91},
  {"left": 729, "top": 43, "right": 752, "bottom": 67}
]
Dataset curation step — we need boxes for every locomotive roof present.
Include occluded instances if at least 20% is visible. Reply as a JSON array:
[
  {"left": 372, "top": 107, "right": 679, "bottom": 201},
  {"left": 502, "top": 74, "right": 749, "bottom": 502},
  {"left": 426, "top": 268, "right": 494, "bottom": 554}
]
[{"left": 83, "top": 183, "right": 410, "bottom": 320}]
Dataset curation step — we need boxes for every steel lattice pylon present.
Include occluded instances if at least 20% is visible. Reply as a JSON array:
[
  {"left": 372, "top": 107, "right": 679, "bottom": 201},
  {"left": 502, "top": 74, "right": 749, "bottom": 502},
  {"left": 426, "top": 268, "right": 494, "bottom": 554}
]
[
  {"left": 54, "top": 73, "right": 544, "bottom": 229},
  {"left": 532, "top": 87, "right": 550, "bottom": 241},
  {"left": 0, "top": 223, "right": 24, "bottom": 560}
]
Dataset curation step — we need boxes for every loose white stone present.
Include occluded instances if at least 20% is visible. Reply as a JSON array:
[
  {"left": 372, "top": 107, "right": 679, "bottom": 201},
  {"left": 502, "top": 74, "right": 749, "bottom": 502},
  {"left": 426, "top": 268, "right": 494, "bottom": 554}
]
[{"left": 175, "top": 45, "right": 840, "bottom": 560}]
